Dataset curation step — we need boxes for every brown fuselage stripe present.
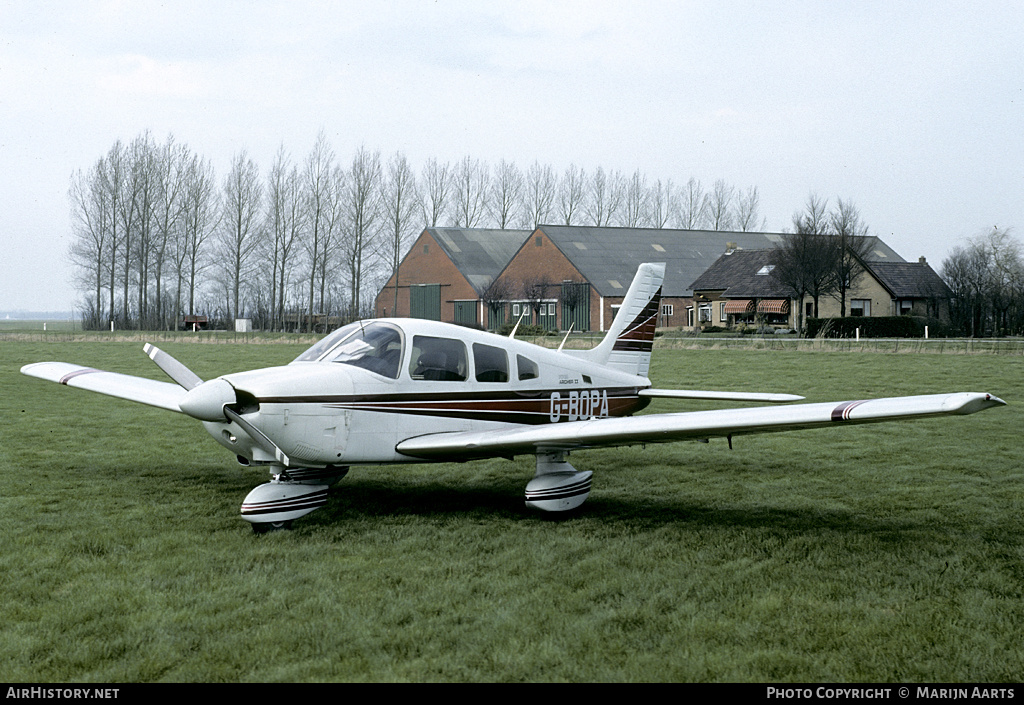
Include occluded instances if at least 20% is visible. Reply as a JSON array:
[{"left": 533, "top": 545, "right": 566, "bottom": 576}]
[{"left": 251, "top": 388, "right": 650, "bottom": 425}]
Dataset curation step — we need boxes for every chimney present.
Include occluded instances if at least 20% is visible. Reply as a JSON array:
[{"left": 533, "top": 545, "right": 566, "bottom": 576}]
[{"left": 919, "top": 256, "right": 927, "bottom": 265}]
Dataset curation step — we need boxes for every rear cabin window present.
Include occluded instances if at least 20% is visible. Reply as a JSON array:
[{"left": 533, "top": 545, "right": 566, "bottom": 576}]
[
  {"left": 410, "top": 336, "right": 468, "bottom": 381},
  {"left": 516, "top": 354, "right": 539, "bottom": 381},
  {"left": 473, "top": 343, "right": 509, "bottom": 383}
]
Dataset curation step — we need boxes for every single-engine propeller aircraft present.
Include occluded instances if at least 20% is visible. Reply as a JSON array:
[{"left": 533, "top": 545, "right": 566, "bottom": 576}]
[{"left": 23, "top": 263, "right": 1005, "bottom": 533}]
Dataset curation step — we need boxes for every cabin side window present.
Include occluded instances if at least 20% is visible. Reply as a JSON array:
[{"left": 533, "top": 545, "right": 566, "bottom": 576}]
[
  {"left": 473, "top": 343, "right": 509, "bottom": 383},
  {"left": 516, "top": 354, "right": 539, "bottom": 381},
  {"left": 409, "top": 336, "right": 468, "bottom": 381}
]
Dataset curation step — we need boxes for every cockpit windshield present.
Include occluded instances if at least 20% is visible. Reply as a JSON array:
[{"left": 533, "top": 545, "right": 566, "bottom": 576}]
[{"left": 292, "top": 321, "right": 404, "bottom": 379}]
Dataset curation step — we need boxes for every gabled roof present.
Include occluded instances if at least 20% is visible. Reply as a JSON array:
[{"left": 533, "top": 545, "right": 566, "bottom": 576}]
[
  {"left": 537, "top": 225, "right": 904, "bottom": 297},
  {"left": 427, "top": 228, "right": 532, "bottom": 295},
  {"left": 689, "top": 249, "right": 791, "bottom": 298},
  {"left": 868, "top": 261, "right": 952, "bottom": 299}
]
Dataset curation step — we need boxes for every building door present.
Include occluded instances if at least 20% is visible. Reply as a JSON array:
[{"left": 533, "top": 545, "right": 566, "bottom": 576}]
[
  {"left": 453, "top": 300, "right": 478, "bottom": 326},
  {"left": 561, "top": 281, "right": 590, "bottom": 331},
  {"left": 409, "top": 284, "right": 441, "bottom": 320}
]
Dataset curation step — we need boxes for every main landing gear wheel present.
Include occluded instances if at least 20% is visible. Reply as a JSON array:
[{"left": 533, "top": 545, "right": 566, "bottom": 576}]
[{"left": 250, "top": 519, "right": 293, "bottom": 535}]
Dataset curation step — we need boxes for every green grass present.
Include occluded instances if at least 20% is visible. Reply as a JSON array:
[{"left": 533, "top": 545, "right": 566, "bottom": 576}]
[{"left": 1, "top": 340, "right": 1021, "bottom": 682}]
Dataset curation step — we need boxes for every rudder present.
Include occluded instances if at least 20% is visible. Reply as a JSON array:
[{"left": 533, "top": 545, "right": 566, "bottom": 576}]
[{"left": 571, "top": 262, "right": 664, "bottom": 377}]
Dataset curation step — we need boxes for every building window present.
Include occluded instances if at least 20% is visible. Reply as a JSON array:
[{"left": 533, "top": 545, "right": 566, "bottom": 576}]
[
  {"left": 850, "top": 299, "right": 872, "bottom": 317},
  {"left": 720, "top": 302, "right": 727, "bottom": 322},
  {"left": 661, "top": 304, "right": 674, "bottom": 317},
  {"left": 698, "top": 304, "right": 712, "bottom": 322}
]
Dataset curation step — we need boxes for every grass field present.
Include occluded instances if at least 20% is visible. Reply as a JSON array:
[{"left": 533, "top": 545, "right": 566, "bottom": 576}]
[{"left": 1, "top": 338, "right": 1021, "bottom": 682}]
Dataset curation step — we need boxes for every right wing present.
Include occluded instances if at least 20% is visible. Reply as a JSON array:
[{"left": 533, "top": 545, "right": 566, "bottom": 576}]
[
  {"left": 396, "top": 392, "right": 1005, "bottom": 460},
  {"left": 639, "top": 388, "right": 804, "bottom": 403},
  {"left": 21, "top": 361, "right": 187, "bottom": 414}
]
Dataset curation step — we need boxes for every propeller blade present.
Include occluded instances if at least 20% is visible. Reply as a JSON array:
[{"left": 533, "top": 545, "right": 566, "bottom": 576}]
[
  {"left": 223, "top": 406, "right": 291, "bottom": 467},
  {"left": 144, "top": 343, "right": 203, "bottom": 390}
]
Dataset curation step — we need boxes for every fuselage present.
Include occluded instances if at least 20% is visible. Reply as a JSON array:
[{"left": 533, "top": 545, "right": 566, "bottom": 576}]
[{"left": 204, "top": 318, "right": 651, "bottom": 467}]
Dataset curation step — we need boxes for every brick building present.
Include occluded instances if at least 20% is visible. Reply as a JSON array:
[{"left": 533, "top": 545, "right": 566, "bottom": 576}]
[{"left": 375, "top": 225, "right": 921, "bottom": 333}]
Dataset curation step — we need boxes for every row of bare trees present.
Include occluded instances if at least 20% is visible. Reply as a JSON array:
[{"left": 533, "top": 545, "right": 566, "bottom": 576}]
[
  {"left": 941, "top": 227, "right": 1024, "bottom": 336},
  {"left": 67, "top": 131, "right": 772, "bottom": 331}
]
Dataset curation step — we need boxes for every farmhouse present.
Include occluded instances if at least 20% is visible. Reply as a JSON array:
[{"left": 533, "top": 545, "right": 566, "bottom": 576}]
[{"left": 690, "top": 249, "right": 950, "bottom": 330}]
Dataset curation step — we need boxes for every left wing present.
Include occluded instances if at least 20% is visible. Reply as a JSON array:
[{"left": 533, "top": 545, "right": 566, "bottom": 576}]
[
  {"left": 21, "top": 362, "right": 187, "bottom": 414},
  {"left": 396, "top": 392, "right": 1005, "bottom": 460}
]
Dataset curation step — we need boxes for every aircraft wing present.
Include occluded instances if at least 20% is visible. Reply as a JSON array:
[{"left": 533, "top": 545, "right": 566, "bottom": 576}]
[
  {"left": 396, "top": 392, "right": 1005, "bottom": 460},
  {"left": 640, "top": 388, "right": 804, "bottom": 403},
  {"left": 21, "top": 362, "right": 187, "bottom": 414}
]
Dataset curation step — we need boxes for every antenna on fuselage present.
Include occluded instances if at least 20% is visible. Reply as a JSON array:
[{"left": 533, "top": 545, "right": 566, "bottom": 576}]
[
  {"left": 557, "top": 322, "right": 575, "bottom": 352},
  {"left": 508, "top": 309, "right": 528, "bottom": 339}
]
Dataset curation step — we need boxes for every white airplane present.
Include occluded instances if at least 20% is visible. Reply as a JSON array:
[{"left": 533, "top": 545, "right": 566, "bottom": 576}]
[{"left": 22, "top": 263, "right": 1005, "bottom": 533}]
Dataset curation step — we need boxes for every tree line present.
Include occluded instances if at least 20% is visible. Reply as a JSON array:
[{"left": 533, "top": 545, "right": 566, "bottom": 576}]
[
  {"left": 941, "top": 226, "right": 1024, "bottom": 336},
  {"left": 68, "top": 130, "right": 772, "bottom": 331},
  {"left": 70, "top": 129, "right": 1012, "bottom": 337}
]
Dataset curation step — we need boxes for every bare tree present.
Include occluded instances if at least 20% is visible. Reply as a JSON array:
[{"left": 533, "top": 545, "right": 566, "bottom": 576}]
[
  {"left": 735, "top": 185, "right": 765, "bottom": 232},
  {"left": 178, "top": 153, "right": 219, "bottom": 320},
  {"left": 302, "top": 131, "right": 337, "bottom": 331},
  {"left": 451, "top": 156, "right": 489, "bottom": 228},
  {"left": 381, "top": 151, "right": 419, "bottom": 314},
  {"left": 217, "top": 150, "right": 264, "bottom": 323},
  {"left": 263, "top": 145, "right": 305, "bottom": 330},
  {"left": 620, "top": 169, "right": 648, "bottom": 227},
  {"left": 646, "top": 178, "right": 676, "bottom": 229},
  {"left": 419, "top": 158, "right": 452, "bottom": 227},
  {"left": 557, "top": 164, "right": 586, "bottom": 225},
  {"left": 522, "top": 161, "right": 556, "bottom": 227},
  {"left": 68, "top": 159, "right": 113, "bottom": 328},
  {"left": 707, "top": 179, "right": 735, "bottom": 231},
  {"left": 340, "top": 146, "right": 382, "bottom": 318},
  {"left": 771, "top": 209, "right": 837, "bottom": 331},
  {"left": 151, "top": 134, "right": 189, "bottom": 328},
  {"left": 944, "top": 227, "right": 1024, "bottom": 335},
  {"left": 674, "top": 177, "right": 709, "bottom": 229},
  {"left": 829, "top": 198, "right": 871, "bottom": 317},
  {"left": 489, "top": 159, "right": 525, "bottom": 228}
]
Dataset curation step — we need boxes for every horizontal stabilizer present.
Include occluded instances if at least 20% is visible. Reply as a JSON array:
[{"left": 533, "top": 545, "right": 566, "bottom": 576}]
[
  {"left": 21, "top": 361, "right": 187, "bottom": 414},
  {"left": 396, "top": 392, "right": 1005, "bottom": 460}
]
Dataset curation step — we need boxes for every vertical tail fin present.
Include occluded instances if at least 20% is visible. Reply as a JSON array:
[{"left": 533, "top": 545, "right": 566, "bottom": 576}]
[{"left": 572, "top": 262, "right": 664, "bottom": 377}]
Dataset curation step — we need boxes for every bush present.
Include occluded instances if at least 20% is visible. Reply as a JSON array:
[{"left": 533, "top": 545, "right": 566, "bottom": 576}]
[
  {"left": 806, "top": 316, "right": 951, "bottom": 338},
  {"left": 496, "top": 322, "right": 549, "bottom": 337}
]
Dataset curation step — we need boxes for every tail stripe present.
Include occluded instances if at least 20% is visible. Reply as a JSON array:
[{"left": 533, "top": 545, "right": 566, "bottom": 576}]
[{"left": 612, "top": 286, "right": 661, "bottom": 352}]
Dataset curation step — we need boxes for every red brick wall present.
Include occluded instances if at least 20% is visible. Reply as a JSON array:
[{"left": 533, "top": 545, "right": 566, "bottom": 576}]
[
  {"left": 374, "top": 230, "right": 480, "bottom": 321},
  {"left": 492, "top": 230, "right": 597, "bottom": 330}
]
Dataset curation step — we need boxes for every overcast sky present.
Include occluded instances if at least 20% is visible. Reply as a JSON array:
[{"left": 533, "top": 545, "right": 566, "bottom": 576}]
[{"left": 2, "top": 0, "right": 1021, "bottom": 313}]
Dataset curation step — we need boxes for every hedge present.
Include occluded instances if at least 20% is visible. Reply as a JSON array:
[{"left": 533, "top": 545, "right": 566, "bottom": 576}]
[{"left": 805, "top": 316, "right": 951, "bottom": 338}]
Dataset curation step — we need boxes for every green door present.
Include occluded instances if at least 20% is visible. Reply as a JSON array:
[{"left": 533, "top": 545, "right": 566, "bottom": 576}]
[
  {"left": 454, "top": 300, "right": 478, "bottom": 326},
  {"left": 410, "top": 284, "right": 441, "bottom": 320}
]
